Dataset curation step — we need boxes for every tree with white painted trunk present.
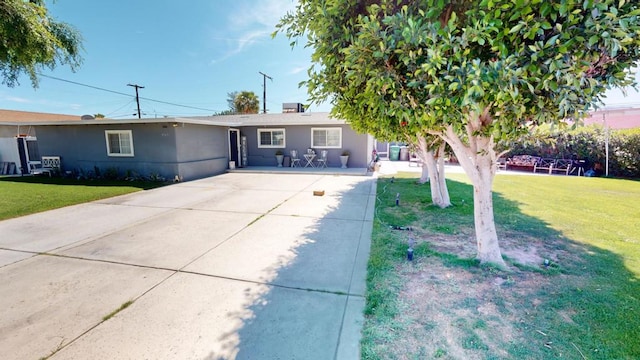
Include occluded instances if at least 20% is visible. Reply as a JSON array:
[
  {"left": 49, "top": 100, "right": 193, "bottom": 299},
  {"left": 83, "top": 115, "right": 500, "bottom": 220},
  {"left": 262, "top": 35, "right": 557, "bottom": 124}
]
[
  {"left": 414, "top": 135, "right": 450, "bottom": 208},
  {"left": 277, "top": 0, "right": 640, "bottom": 267}
]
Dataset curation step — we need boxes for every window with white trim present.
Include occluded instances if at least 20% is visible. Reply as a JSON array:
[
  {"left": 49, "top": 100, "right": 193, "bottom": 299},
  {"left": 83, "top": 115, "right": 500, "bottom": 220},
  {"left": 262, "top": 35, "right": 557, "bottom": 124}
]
[
  {"left": 311, "top": 127, "right": 342, "bottom": 148},
  {"left": 105, "top": 130, "right": 134, "bottom": 156},
  {"left": 257, "top": 128, "right": 285, "bottom": 148}
]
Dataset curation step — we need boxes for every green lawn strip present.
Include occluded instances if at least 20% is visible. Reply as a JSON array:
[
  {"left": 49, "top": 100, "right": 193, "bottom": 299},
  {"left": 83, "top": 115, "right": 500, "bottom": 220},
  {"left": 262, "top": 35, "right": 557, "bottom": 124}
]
[
  {"left": 362, "top": 173, "right": 640, "bottom": 359},
  {"left": 0, "top": 177, "right": 165, "bottom": 220}
]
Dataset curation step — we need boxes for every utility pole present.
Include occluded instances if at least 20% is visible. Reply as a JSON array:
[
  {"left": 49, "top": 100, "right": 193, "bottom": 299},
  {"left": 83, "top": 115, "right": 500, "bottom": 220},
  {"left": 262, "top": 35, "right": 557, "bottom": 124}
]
[
  {"left": 127, "top": 83, "right": 145, "bottom": 119},
  {"left": 602, "top": 111, "right": 609, "bottom": 177},
  {"left": 258, "top": 72, "right": 272, "bottom": 114}
]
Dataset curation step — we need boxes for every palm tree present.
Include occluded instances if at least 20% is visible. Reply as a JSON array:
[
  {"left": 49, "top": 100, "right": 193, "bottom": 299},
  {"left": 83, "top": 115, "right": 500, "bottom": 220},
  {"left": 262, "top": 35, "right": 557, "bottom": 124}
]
[{"left": 234, "top": 91, "right": 259, "bottom": 114}]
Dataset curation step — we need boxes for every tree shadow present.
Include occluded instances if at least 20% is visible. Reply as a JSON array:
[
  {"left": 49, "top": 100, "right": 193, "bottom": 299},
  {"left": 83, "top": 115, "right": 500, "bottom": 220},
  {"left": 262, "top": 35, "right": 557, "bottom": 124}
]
[
  {"left": 198, "top": 176, "right": 375, "bottom": 359},
  {"left": 0, "top": 175, "right": 164, "bottom": 190},
  {"left": 376, "top": 176, "right": 640, "bottom": 359}
]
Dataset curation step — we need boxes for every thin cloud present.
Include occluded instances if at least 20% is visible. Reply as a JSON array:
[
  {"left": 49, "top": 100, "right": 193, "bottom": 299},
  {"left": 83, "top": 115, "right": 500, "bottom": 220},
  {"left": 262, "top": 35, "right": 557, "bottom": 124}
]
[
  {"left": 3, "top": 95, "right": 31, "bottom": 103},
  {"left": 288, "top": 66, "right": 307, "bottom": 75},
  {"left": 211, "top": 0, "right": 295, "bottom": 63},
  {"left": 229, "top": 0, "right": 294, "bottom": 29}
]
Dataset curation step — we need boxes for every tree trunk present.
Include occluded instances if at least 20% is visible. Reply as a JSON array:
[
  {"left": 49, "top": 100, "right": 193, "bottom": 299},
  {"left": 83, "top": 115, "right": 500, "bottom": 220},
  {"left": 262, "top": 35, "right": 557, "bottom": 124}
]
[
  {"left": 417, "top": 135, "right": 451, "bottom": 208},
  {"left": 415, "top": 135, "right": 431, "bottom": 184},
  {"left": 441, "top": 124, "right": 506, "bottom": 268},
  {"left": 434, "top": 142, "right": 451, "bottom": 207},
  {"left": 420, "top": 161, "right": 430, "bottom": 184}
]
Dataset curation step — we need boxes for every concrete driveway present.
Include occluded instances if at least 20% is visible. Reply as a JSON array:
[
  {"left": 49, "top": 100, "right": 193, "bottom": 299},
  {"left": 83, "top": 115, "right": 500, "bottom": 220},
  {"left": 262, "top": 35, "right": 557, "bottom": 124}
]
[{"left": 0, "top": 173, "right": 376, "bottom": 360}]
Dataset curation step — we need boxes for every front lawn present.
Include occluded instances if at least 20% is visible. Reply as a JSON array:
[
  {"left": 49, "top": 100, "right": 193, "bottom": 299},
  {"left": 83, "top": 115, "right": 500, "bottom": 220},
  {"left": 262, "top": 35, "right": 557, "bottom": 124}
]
[
  {"left": 0, "top": 176, "right": 165, "bottom": 221},
  {"left": 363, "top": 173, "right": 640, "bottom": 359}
]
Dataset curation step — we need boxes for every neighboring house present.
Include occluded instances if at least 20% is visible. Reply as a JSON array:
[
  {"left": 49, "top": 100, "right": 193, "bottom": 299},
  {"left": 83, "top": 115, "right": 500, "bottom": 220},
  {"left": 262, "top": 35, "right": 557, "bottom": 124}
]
[
  {"left": 582, "top": 107, "right": 640, "bottom": 129},
  {"left": 1, "top": 111, "right": 373, "bottom": 181},
  {"left": 0, "top": 110, "right": 81, "bottom": 175}
]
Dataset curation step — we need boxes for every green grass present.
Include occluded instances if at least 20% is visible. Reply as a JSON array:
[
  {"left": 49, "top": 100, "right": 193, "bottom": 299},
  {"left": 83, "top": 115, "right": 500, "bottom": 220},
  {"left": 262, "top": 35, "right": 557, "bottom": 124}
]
[
  {"left": 0, "top": 176, "right": 165, "bottom": 220},
  {"left": 102, "top": 300, "right": 134, "bottom": 321},
  {"left": 362, "top": 172, "right": 640, "bottom": 359}
]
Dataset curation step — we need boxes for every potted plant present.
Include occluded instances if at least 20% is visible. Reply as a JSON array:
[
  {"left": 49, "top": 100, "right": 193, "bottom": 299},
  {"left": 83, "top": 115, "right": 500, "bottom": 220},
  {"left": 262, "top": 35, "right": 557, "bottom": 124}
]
[
  {"left": 275, "top": 150, "right": 284, "bottom": 167},
  {"left": 340, "top": 150, "right": 350, "bottom": 169}
]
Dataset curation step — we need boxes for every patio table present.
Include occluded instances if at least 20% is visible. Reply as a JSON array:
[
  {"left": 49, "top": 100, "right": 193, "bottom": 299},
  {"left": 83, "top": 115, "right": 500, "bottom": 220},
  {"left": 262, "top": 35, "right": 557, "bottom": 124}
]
[{"left": 303, "top": 153, "right": 316, "bottom": 168}]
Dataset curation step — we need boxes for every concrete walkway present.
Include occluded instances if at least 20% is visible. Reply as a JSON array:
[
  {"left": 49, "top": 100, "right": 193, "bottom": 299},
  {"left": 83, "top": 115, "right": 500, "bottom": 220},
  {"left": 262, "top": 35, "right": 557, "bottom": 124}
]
[{"left": 0, "top": 173, "right": 376, "bottom": 360}]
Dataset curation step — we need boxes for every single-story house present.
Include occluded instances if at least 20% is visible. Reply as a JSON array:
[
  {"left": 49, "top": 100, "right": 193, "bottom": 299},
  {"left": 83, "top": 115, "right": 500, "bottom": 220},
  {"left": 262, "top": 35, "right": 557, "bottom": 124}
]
[
  {"left": 0, "top": 111, "right": 374, "bottom": 180},
  {"left": 0, "top": 110, "right": 81, "bottom": 175}
]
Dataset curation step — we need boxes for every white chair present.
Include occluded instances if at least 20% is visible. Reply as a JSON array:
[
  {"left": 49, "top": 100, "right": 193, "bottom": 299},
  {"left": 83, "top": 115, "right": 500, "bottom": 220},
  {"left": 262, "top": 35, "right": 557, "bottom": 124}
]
[
  {"left": 316, "top": 150, "right": 328, "bottom": 168},
  {"left": 31, "top": 156, "right": 61, "bottom": 177},
  {"left": 290, "top": 150, "right": 301, "bottom": 167}
]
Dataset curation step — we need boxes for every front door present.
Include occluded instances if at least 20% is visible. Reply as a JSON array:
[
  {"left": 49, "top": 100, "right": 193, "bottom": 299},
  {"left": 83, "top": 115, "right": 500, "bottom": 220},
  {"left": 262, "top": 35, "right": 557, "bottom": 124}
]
[{"left": 229, "top": 129, "right": 240, "bottom": 167}]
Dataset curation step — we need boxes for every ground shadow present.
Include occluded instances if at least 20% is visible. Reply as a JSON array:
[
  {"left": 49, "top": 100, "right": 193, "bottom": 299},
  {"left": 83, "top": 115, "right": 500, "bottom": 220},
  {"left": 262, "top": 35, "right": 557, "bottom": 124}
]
[
  {"left": 0, "top": 175, "right": 164, "bottom": 190},
  {"left": 201, "top": 176, "right": 374, "bottom": 360},
  {"left": 364, "top": 176, "right": 640, "bottom": 359}
]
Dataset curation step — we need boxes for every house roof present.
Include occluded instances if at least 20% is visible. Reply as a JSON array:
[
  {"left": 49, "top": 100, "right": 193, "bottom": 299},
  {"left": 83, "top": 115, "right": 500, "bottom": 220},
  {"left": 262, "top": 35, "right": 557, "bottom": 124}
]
[
  {"left": 177, "top": 112, "right": 345, "bottom": 126},
  {"left": 0, "top": 111, "right": 344, "bottom": 127},
  {"left": 0, "top": 109, "right": 81, "bottom": 123}
]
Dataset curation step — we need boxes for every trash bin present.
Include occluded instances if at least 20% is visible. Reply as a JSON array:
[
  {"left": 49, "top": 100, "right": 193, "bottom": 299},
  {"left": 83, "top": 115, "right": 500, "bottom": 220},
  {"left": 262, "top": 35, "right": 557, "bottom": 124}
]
[
  {"left": 399, "top": 146, "right": 409, "bottom": 161},
  {"left": 390, "top": 145, "right": 400, "bottom": 161}
]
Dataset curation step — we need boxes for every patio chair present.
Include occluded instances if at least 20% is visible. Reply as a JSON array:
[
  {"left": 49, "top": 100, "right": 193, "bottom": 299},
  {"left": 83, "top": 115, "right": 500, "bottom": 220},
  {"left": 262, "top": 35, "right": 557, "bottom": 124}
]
[
  {"left": 316, "top": 150, "right": 328, "bottom": 168},
  {"left": 290, "top": 150, "right": 301, "bottom": 167}
]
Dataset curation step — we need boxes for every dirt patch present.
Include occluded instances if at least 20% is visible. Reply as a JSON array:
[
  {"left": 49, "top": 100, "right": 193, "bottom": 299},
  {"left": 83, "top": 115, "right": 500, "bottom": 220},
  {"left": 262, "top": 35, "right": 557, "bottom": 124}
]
[{"left": 377, "top": 230, "right": 584, "bottom": 360}]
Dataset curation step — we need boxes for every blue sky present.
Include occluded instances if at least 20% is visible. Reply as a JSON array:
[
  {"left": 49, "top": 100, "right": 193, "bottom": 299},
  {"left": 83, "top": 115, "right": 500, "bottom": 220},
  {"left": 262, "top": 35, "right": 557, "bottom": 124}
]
[
  {"left": 1, "top": 0, "right": 639, "bottom": 117},
  {"left": 0, "top": 0, "right": 325, "bottom": 117}
]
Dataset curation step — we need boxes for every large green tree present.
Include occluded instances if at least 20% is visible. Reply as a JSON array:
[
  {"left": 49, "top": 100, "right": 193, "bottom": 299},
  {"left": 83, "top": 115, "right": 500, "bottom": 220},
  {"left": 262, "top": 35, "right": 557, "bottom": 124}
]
[
  {"left": 0, "top": 0, "right": 83, "bottom": 87},
  {"left": 278, "top": 0, "right": 640, "bottom": 266}
]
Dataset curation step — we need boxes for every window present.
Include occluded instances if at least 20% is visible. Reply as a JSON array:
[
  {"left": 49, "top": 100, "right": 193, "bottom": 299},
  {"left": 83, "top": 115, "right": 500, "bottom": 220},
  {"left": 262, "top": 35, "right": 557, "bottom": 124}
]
[
  {"left": 311, "top": 127, "right": 342, "bottom": 148},
  {"left": 105, "top": 130, "right": 134, "bottom": 156},
  {"left": 257, "top": 128, "right": 285, "bottom": 148}
]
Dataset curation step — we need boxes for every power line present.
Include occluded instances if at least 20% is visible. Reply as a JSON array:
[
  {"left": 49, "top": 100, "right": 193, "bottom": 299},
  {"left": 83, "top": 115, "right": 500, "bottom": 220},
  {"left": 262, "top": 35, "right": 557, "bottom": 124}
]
[
  {"left": 106, "top": 99, "right": 136, "bottom": 117},
  {"left": 39, "top": 73, "right": 132, "bottom": 97},
  {"left": 138, "top": 95, "right": 218, "bottom": 113},
  {"left": 38, "top": 74, "right": 219, "bottom": 114}
]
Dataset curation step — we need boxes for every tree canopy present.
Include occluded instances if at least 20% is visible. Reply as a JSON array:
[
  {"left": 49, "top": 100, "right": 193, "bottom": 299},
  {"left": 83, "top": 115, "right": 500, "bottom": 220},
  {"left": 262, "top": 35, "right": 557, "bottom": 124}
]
[
  {"left": 0, "top": 0, "right": 83, "bottom": 87},
  {"left": 226, "top": 91, "right": 239, "bottom": 113},
  {"left": 279, "top": 0, "right": 640, "bottom": 138},
  {"left": 278, "top": 0, "right": 640, "bottom": 266},
  {"left": 233, "top": 90, "right": 260, "bottom": 114}
]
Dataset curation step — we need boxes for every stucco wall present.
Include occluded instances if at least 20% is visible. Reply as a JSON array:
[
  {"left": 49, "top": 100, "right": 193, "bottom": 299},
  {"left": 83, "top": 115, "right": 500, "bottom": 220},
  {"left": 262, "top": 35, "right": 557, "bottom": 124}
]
[
  {"left": 0, "top": 124, "right": 37, "bottom": 138},
  {"left": 35, "top": 123, "right": 179, "bottom": 179},
  {"left": 35, "top": 122, "right": 229, "bottom": 181},
  {"left": 174, "top": 123, "right": 229, "bottom": 179},
  {"left": 240, "top": 124, "right": 369, "bottom": 167}
]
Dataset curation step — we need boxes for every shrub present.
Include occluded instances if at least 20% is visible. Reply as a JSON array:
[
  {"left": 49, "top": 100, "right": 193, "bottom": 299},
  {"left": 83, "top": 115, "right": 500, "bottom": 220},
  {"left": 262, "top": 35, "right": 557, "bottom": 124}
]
[
  {"left": 500, "top": 125, "right": 640, "bottom": 178},
  {"left": 103, "top": 167, "right": 119, "bottom": 180}
]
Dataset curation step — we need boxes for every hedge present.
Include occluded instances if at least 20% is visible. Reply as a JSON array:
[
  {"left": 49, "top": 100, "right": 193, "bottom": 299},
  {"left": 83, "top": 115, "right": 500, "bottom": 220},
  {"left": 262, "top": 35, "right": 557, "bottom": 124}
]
[{"left": 499, "top": 125, "right": 640, "bottom": 178}]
